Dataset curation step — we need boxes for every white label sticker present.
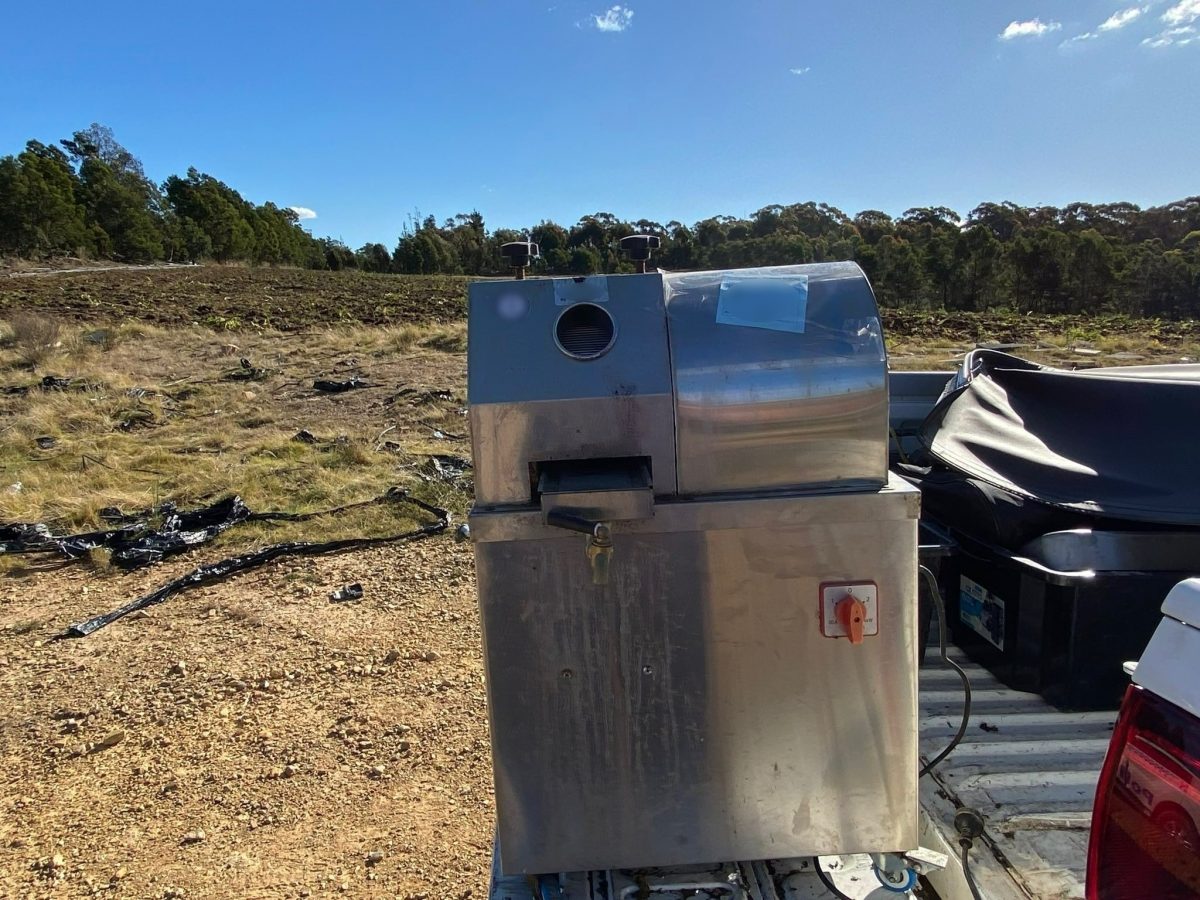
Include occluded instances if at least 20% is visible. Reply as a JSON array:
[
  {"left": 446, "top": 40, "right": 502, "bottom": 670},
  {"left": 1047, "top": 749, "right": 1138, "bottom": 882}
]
[
  {"left": 959, "top": 576, "right": 1005, "bottom": 650},
  {"left": 553, "top": 275, "right": 610, "bottom": 306},
  {"left": 716, "top": 275, "right": 808, "bottom": 333}
]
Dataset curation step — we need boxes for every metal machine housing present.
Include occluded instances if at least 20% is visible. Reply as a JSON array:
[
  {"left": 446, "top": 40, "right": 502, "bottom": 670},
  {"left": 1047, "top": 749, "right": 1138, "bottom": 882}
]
[{"left": 468, "top": 262, "right": 919, "bottom": 874}]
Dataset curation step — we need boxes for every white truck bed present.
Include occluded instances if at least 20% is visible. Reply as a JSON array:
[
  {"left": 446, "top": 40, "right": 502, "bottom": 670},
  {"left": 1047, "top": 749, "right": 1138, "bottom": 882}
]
[
  {"left": 918, "top": 647, "right": 1115, "bottom": 900},
  {"left": 486, "top": 643, "right": 1117, "bottom": 900}
]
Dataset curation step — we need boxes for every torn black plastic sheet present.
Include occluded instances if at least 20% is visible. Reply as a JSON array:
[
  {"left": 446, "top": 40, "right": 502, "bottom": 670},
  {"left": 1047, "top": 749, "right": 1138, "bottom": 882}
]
[
  {"left": 313, "top": 377, "right": 372, "bottom": 393},
  {"left": 61, "top": 494, "right": 448, "bottom": 638},
  {"left": 3, "top": 487, "right": 424, "bottom": 570}
]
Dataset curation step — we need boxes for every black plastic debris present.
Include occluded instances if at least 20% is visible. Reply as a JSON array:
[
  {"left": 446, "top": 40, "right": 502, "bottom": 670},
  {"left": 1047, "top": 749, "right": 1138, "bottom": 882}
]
[
  {"left": 293, "top": 429, "right": 319, "bottom": 444},
  {"left": 39, "top": 375, "right": 74, "bottom": 391},
  {"left": 1, "top": 384, "right": 30, "bottom": 396},
  {"left": 382, "top": 388, "right": 454, "bottom": 407},
  {"left": 2, "top": 488, "right": 418, "bottom": 570},
  {"left": 61, "top": 493, "right": 448, "bottom": 638},
  {"left": 35, "top": 436, "right": 57, "bottom": 450},
  {"left": 0, "top": 522, "right": 54, "bottom": 553},
  {"left": 422, "top": 454, "right": 472, "bottom": 484},
  {"left": 99, "top": 506, "right": 138, "bottom": 523},
  {"left": 116, "top": 406, "right": 159, "bottom": 431},
  {"left": 77, "top": 496, "right": 252, "bottom": 568},
  {"left": 224, "top": 358, "right": 268, "bottom": 381},
  {"left": 313, "top": 377, "right": 371, "bottom": 393},
  {"left": 382, "top": 388, "right": 416, "bottom": 405},
  {"left": 329, "top": 583, "right": 364, "bottom": 603},
  {"left": 245, "top": 487, "right": 411, "bottom": 523}
]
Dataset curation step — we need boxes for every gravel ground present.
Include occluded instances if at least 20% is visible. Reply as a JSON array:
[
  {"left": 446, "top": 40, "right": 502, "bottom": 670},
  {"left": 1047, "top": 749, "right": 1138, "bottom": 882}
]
[{"left": 0, "top": 538, "right": 493, "bottom": 899}]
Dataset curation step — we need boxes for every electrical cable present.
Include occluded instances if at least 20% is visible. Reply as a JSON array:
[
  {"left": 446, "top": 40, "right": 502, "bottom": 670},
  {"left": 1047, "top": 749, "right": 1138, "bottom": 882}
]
[
  {"left": 817, "top": 567, "right": 976, "bottom": 898},
  {"left": 953, "top": 807, "right": 988, "bottom": 900},
  {"left": 815, "top": 863, "right": 856, "bottom": 900},
  {"left": 960, "top": 844, "right": 986, "bottom": 900},
  {"left": 918, "top": 564, "right": 972, "bottom": 778}
]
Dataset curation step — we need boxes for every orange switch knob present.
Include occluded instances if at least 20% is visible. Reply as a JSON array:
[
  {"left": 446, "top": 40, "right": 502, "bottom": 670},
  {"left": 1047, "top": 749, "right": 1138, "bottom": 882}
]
[{"left": 835, "top": 594, "right": 867, "bottom": 645}]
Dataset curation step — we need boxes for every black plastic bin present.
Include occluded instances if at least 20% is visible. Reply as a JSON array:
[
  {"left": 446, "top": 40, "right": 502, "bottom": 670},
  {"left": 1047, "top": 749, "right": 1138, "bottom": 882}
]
[{"left": 934, "top": 524, "right": 1200, "bottom": 711}]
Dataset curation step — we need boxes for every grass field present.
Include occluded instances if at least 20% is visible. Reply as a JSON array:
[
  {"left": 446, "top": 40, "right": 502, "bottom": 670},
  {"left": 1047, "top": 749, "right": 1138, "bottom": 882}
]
[{"left": 2, "top": 264, "right": 1196, "bottom": 532}]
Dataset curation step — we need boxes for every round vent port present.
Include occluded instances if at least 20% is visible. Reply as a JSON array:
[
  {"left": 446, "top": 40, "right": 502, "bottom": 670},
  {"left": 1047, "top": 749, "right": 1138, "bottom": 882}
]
[{"left": 554, "top": 303, "right": 616, "bottom": 360}]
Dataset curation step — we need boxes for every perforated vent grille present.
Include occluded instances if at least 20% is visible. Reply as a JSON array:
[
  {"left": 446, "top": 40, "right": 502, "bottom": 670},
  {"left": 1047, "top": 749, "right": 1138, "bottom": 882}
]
[{"left": 555, "top": 303, "right": 615, "bottom": 360}]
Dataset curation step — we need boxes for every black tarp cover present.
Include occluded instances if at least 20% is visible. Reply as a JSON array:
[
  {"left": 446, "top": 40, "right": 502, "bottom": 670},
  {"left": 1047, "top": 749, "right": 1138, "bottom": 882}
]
[{"left": 920, "top": 350, "right": 1200, "bottom": 526}]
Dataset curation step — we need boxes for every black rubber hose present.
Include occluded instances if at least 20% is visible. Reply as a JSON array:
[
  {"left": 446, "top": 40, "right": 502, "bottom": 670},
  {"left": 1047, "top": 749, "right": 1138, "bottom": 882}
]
[{"left": 919, "top": 564, "right": 973, "bottom": 778}]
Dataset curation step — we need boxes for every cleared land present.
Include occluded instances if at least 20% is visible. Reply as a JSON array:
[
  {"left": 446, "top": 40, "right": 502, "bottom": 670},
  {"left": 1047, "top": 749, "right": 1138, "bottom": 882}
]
[{"left": 0, "top": 265, "right": 1197, "bottom": 899}]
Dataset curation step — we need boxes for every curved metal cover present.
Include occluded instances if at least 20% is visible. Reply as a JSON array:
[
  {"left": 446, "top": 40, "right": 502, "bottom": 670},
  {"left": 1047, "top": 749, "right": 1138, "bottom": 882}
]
[{"left": 664, "top": 262, "right": 888, "bottom": 496}]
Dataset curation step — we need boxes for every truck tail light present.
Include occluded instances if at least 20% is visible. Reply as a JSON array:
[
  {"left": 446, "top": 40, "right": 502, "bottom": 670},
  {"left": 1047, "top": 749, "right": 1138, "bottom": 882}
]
[{"left": 1087, "top": 685, "right": 1200, "bottom": 899}]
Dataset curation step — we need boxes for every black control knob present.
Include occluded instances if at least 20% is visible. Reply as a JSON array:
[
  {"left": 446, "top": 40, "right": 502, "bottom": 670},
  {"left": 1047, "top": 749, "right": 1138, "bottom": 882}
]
[
  {"left": 500, "top": 241, "right": 540, "bottom": 279},
  {"left": 619, "top": 234, "right": 661, "bottom": 272}
]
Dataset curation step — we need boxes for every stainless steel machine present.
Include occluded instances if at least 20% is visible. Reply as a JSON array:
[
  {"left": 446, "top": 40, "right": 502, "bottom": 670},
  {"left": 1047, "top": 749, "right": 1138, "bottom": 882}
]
[{"left": 468, "top": 241, "right": 920, "bottom": 876}]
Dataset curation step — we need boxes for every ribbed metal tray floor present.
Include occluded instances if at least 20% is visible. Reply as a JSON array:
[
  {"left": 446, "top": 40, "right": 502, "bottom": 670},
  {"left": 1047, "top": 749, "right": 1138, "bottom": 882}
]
[{"left": 918, "top": 648, "right": 1118, "bottom": 900}]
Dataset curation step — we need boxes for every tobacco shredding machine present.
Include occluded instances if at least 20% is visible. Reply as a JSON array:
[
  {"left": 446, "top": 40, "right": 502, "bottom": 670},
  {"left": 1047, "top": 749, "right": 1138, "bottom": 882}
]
[{"left": 467, "top": 239, "right": 923, "bottom": 879}]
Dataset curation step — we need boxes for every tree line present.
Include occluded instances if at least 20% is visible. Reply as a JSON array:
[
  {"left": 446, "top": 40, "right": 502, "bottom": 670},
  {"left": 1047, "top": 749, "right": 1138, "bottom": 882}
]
[
  {"left": 2, "top": 125, "right": 1198, "bottom": 318},
  {"left": 0, "top": 125, "right": 327, "bottom": 269}
]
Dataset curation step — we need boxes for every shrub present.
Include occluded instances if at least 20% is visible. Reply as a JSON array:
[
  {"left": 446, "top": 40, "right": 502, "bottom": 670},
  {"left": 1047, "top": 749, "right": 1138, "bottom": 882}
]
[{"left": 9, "top": 312, "right": 62, "bottom": 368}]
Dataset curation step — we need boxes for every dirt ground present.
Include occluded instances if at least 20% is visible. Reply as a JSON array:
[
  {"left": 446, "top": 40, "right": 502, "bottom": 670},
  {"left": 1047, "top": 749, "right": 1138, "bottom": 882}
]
[
  {"left": 3, "top": 264, "right": 1197, "bottom": 366},
  {"left": 0, "top": 266, "right": 468, "bottom": 331},
  {"left": 0, "top": 539, "right": 492, "bottom": 900},
  {"left": 0, "top": 303, "right": 489, "bottom": 899}
]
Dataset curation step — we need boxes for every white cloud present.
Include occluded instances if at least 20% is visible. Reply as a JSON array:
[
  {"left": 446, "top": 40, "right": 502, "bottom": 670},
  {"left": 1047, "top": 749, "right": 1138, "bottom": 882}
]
[
  {"left": 289, "top": 206, "right": 317, "bottom": 220},
  {"left": 1144, "top": 0, "right": 1200, "bottom": 47},
  {"left": 1061, "top": 31, "right": 1098, "bottom": 46},
  {"left": 789, "top": 66, "right": 811, "bottom": 75},
  {"left": 1099, "top": 6, "right": 1147, "bottom": 31},
  {"left": 1162, "top": 0, "right": 1200, "bottom": 25},
  {"left": 1000, "top": 18, "right": 1062, "bottom": 39},
  {"left": 1142, "top": 23, "right": 1198, "bottom": 44},
  {"left": 591, "top": 5, "right": 633, "bottom": 32}
]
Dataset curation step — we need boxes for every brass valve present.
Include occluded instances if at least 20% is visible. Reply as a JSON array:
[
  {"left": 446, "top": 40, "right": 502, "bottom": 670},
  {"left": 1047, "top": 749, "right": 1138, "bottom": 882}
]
[
  {"left": 545, "top": 510, "right": 614, "bottom": 587},
  {"left": 585, "top": 523, "right": 613, "bottom": 586}
]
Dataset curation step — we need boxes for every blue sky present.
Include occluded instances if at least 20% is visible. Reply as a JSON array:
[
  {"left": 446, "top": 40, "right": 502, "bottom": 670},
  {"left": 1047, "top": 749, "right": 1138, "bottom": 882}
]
[{"left": 1, "top": 1, "right": 1197, "bottom": 248}]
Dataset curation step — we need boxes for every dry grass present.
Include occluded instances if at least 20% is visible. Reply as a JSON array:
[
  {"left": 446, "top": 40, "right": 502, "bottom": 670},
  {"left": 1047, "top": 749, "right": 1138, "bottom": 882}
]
[
  {"left": 0, "top": 319, "right": 470, "bottom": 556},
  {"left": 5, "top": 312, "right": 61, "bottom": 369},
  {"left": 3, "top": 271, "right": 1195, "bottom": 542},
  {"left": 887, "top": 329, "right": 1200, "bottom": 371},
  {"left": 320, "top": 321, "right": 468, "bottom": 356}
]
